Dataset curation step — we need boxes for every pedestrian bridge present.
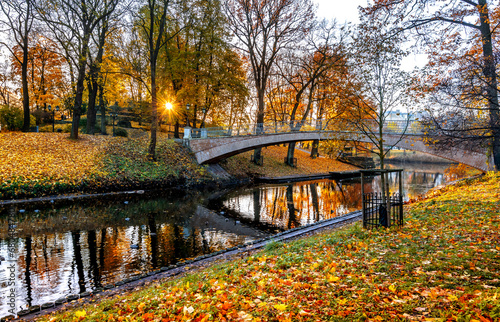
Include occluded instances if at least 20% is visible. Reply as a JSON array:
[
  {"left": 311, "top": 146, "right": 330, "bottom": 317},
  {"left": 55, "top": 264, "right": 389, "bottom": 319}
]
[{"left": 183, "top": 122, "right": 493, "bottom": 172}]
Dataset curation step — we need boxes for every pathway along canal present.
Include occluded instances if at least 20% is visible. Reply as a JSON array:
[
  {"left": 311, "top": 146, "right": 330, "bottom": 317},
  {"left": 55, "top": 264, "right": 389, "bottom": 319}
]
[{"left": 0, "top": 162, "right": 451, "bottom": 317}]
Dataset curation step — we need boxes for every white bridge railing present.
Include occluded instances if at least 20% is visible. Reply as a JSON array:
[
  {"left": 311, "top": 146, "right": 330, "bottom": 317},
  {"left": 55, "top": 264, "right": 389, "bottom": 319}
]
[{"left": 187, "top": 120, "right": 424, "bottom": 139}]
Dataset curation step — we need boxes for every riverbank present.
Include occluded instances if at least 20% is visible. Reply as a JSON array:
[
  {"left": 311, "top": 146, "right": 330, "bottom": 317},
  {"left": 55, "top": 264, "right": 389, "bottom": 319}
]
[
  {"left": 0, "top": 133, "right": 357, "bottom": 201},
  {"left": 0, "top": 132, "right": 215, "bottom": 200},
  {"left": 32, "top": 172, "right": 499, "bottom": 321}
]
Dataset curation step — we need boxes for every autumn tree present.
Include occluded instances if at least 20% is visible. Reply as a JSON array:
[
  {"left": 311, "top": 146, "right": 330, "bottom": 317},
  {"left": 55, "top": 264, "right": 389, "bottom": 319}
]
[
  {"left": 225, "top": 0, "right": 315, "bottom": 164},
  {"left": 365, "top": 0, "right": 500, "bottom": 170},
  {"left": 308, "top": 57, "right": 352, "bottom": 159},
  {"left": 115, "top": 25, "right": 150, "bottom": 129},
  {"left": 182, "top": 0, "right": 249, "bottom": 129},
  {"left": 276, "top": 21, "right": 347, "bottom": 166},
  {"left": 85, "top": 6, "right": 125, "bottom": 135},
  {"left": 133, "top": 0, "right": 186, "bottom": 159},
  {"left": 0, "top": 0, "right": 36, "bottom": 132},
  {"left": 11, "top": 35, "right": 66, "bottom": 116},
  {"left": 35, "top": 0, "right": 120, "bottom": 139},
  {"left": 0, "top": 61, "right": 13, "bottom": 107},
  {"left": 343, "top": 15, "right": 413, "bottom": 209}
]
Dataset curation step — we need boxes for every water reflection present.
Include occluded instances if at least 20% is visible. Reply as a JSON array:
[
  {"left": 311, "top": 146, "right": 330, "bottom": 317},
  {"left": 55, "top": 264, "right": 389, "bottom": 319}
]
[
  {"left": 214, "top": 166, "right": 449, "bottom": 230},
  {"left": 0, "top": 195, "right": 267, "bottom": 315},
  {"left": 211, "top": 179, "right": 373, "bottom": 230},
  {"left": 0, "top": 165, "right": 451, "bottom": 316}
]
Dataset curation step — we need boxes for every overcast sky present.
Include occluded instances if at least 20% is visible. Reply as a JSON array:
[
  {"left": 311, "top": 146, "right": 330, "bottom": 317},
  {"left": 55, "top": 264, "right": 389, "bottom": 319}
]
[
  {"left": 314, "top": 0, "right": 427, "bottom": 71},
  {"left": 314, "top": 0, "right": 367, "bottom": 24}
]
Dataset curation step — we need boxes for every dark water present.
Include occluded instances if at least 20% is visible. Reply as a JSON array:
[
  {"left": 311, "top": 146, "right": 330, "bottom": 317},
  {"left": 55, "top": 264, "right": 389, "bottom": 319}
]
[{"left": 0, "top": 163, "right": 450, "bottom": 316}]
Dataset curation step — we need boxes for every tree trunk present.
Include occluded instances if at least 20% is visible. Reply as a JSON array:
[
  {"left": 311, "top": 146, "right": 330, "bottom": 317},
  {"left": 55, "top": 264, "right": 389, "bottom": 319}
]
[
  {"left": 310, "top": 139, "right": 319, "bottom": 158},
  {"left": 174, "top": 120, "right": 180, "bottom": 138},
  {"left": 70, "top": 31, "right": 91, "bottom": 140},
  {"left": 86, "top": 77, "right": 98, "bottom": 135},
  {"left": 286, "top": 141, "right": 296, "bottom": 166},
  {"left": 148, "top": 67, "right": 158, "bottom": 160},
  {"left": 99, "top": 84, "right": 107, "bottom": 135},
  {"left": 478, "top": 0, "right": 500, "bottom": 170},
  {"left": 87, "top": 23, "right": 108, "bottom": 135},
  {"left": 252, "top": 88, "right": 266, "bottom": 164},
  {"left": 21, "top": 40, "right": 30, "bottom": 132}
]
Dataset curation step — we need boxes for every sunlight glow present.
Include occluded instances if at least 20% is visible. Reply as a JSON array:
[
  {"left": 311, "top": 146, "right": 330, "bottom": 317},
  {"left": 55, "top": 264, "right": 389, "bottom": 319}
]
[{"left": 165, "top": 102, "right": 173, "bottom": 110}]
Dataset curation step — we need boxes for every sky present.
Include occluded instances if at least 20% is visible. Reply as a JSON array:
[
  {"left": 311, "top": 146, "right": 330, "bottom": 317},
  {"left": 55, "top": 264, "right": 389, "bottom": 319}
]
[
  {"left": 314, "top": 0, "right": 428, "bottom": 71},
  {"left": 314, "top": 0, "right": 367, "bottom": 24}
]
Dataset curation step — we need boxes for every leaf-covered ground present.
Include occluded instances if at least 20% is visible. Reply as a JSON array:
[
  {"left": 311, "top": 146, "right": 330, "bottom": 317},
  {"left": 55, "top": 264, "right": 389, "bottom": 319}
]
[
  {"left": 0, "top": 133, "right": 359, "bottom": 200},
  {"left": 39, "top": 172, "right": 500, "bottom": 321},
  {"left": 0, "top": 132, "right": 210, "bottom": 199},
  {"left": 223, "top": 146, "right": 358, "bottom": 178}
]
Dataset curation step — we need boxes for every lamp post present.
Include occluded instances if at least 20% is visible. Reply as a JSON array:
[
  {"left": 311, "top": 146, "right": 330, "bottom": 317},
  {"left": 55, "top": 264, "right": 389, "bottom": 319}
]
[
  {"left": 185, "top": 103, "right": 190, "bottom": 127},
  {"left": 110, "top": 101, "right": 119, "bottom": 137},
  {"left": 48, "top": 105, "right": 59, "bottom": 132},
  {"left": 111, "top": 112, "right": 117, "bottom": 137}
]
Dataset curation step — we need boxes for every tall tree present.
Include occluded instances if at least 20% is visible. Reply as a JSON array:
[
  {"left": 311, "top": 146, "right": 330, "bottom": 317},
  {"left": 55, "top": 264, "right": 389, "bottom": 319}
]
[
  {"left": 86, "top": 18, "right": 111, "bottom": 135},
  {"left": 343, "top": 16, "right": 413, "bottom": 208},
  {"left": 35, "top": 0, "right": 120, "bottom": 139},
  {"left": 11, "top": 35, "right": 66, "bottom": 113},
  {"left": 276, "top": 21, "right": 346, "bottom": 166},
  {"left": 365, "top": 0, "right": 500, "bottom": 170},
  {"left": 0, "top": 0, "right": 35, "bottom": 131},
  {"left": 225, "top": 0, "right": 315, "bottom": 164},
  {"left": 0, "top": 61, "right": 13, "bottom": 106},
  {"left": 134, "top": 0, "right": 185, "bottom": 159}
]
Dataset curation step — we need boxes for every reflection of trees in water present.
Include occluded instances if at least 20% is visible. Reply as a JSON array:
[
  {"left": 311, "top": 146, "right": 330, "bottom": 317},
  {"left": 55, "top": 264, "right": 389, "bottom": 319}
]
[
  {"left": 6, "top": 198, "right": 255, "bottom": 311},
  {"left": 12, "top": 218, "right": 251, "bottom": 308},
  {"left": 251, "top": 180, "right": 372, "bottom": 229},
  {"left": 0, "top": 196, "right": 203, "bottom": 239},
  {"left": 381, "top": 171, "right": 443, "bottom": 199}
]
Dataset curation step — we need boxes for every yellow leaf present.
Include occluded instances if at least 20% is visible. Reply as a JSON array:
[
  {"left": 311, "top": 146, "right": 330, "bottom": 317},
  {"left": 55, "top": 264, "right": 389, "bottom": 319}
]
[
  {"left": 328, "top": 275, "right": 340, "bottom": 283},
  {"left": 389, "top": 284, "right": 397, "bottom": 292},
  {"left": 274, "top": 303, "right": 287, "bottom": 311},
  {"left": 75, "top": 310, "right": 86, "bottom": 318},
  {"left": 337, "top": 298, "right": 348, "bottom": 305}
]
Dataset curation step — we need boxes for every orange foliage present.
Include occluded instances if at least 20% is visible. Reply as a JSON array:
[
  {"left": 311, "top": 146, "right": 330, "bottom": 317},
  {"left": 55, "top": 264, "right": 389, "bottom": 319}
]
[{"left": 11, "top": 35, "right": 66, "bottom": 108}]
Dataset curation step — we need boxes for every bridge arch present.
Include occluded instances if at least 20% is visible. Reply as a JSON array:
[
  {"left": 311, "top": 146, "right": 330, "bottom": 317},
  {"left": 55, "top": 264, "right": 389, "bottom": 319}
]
[{"left": 187, "top": 131, "right": 493, "bottom": 172}]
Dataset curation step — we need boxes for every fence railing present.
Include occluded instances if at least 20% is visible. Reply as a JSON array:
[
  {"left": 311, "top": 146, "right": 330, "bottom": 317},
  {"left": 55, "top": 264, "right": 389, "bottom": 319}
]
[
  {"left": 188, "top": 120, "right": 423, "bottom": 139},
  {"left": 362, "top": 192, "right": 404, "bottom": 229}
]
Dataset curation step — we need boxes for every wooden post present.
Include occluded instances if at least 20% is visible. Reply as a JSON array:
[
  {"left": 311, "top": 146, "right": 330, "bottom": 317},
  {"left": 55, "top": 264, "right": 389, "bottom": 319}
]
[
  {"left": 361, "top": 172, "right": 365, "bottom": 229},
  {"left": 399, "top": 169, "right": 403, "bottom": 226}
]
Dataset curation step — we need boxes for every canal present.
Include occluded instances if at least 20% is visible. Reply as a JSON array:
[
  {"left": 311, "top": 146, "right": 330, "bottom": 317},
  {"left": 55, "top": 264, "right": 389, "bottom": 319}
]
[{"left": 0, "top": 162, "right": 451, "bottom": 316}]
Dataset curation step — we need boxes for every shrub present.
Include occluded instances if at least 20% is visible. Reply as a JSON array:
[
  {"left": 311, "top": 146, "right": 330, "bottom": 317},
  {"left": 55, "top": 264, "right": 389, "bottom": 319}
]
[
  {"left": 0, "top": 106, "right": 23, "bottom": 130},
  {"left": 117, "top": 119, "right": 132, "bottom": 128},
  {"left": 444, "top": 163, "right": 475, "bottom": 181},
  {"left": 39, "top": 125, "right": 52, "bottom": 132},
  {"left": 62, "top": 124, "right": 72, "bottom": 133},
  {"left": 113, "top": 127, "right": 128, "bottom": 137}
]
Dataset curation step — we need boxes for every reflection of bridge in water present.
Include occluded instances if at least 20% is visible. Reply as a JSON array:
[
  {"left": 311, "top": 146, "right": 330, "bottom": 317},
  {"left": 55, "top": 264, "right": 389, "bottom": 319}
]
[
  {"left": 184, "top": 121, "right": 493, "bottom": 171},
  {"left": 209, "top": 169, "right": 449, "bottom": 231}
]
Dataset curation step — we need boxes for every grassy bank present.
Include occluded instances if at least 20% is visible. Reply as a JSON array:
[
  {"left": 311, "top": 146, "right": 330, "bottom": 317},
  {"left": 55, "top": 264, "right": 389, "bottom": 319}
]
[
  {"left": 38, "top": 172, "right": 500, "bottom": 321},
  {"left": 0, "top": 132, "right": 210, "bottom": 200}
]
